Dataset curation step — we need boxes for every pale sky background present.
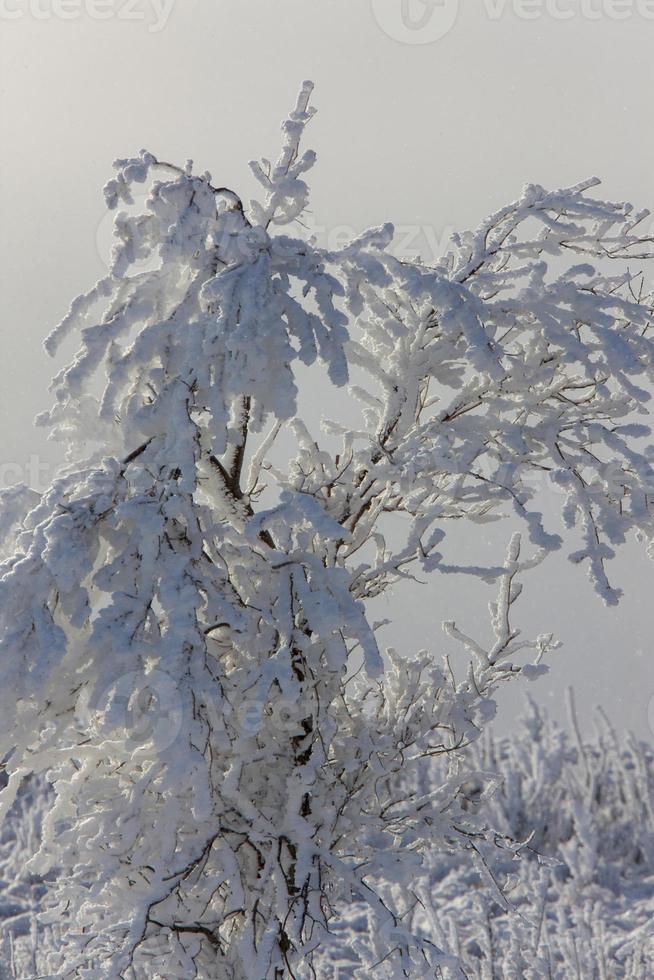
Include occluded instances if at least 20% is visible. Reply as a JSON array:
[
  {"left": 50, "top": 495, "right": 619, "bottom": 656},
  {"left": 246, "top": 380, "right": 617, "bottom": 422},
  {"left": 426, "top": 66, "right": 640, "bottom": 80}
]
[{"left": 1, "top": 0, "right": 654, "bottom": 739}]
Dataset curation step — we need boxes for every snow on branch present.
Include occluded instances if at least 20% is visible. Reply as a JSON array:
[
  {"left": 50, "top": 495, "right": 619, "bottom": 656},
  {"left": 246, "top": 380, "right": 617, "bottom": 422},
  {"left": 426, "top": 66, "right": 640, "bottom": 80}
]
[{"left": 1, "top": 82, "right": 654, "bottom": 977}]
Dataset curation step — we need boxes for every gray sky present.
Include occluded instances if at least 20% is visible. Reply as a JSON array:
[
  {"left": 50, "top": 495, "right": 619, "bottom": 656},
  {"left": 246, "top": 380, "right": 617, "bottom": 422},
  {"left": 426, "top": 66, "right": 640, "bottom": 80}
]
[{"left": 1, "top": 0, "right": 654, "bottom": 738}]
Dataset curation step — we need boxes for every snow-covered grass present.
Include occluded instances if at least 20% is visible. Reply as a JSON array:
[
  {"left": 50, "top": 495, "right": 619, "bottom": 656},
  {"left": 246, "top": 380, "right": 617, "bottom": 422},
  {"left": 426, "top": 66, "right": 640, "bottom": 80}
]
[
  {"left": 0, "top": 775, "right": 58, "bottom": 979},
  {"left": 315, "top": 695, "right": 654, "bottom": 978},
  {"left": 420, "top": 696, "right": 654, "bottom": 979},
  {"left": 3, "top": 695, "right": 652, "bottom": 978}
]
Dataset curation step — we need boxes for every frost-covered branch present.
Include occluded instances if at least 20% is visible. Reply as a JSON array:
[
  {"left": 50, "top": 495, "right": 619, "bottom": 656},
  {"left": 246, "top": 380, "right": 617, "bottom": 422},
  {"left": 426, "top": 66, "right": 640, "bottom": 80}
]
[{"left": 1, "top": 82, "right": 654, "bottom": 978}]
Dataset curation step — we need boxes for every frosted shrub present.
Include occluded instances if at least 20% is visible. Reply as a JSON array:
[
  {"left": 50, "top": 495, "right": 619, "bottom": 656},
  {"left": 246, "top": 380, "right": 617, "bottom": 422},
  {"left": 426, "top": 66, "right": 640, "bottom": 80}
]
[{"left": 1, "top": 83, "right": 654, "bottom": 977}]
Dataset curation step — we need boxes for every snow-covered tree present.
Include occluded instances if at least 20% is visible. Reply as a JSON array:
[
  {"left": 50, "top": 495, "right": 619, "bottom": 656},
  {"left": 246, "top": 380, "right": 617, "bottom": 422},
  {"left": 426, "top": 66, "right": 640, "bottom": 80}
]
[{"left": 1, "top": 82, "right": 654, "bottom": 978}]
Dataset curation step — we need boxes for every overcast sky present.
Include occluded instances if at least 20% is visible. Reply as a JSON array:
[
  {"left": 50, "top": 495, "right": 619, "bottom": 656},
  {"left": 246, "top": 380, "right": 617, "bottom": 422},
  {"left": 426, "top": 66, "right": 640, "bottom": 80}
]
[{"left": 2, "top": 0, "right": 654, "bottom": 738}]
